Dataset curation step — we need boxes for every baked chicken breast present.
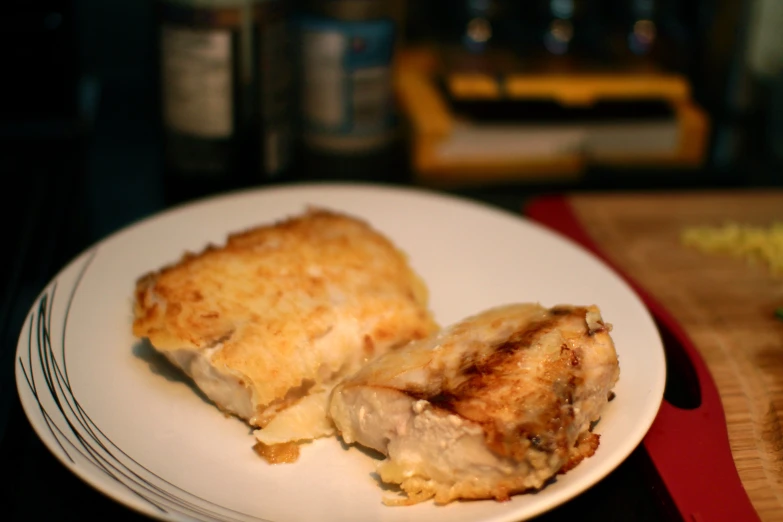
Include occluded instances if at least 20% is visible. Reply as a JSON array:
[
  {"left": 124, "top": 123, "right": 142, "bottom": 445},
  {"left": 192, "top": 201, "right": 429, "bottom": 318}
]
[
  {"left": 329, "top": 303, "right": 620, "bottom": 505},
  {"left": 132, "top": 208, "right": 438, "bottom": 456}
]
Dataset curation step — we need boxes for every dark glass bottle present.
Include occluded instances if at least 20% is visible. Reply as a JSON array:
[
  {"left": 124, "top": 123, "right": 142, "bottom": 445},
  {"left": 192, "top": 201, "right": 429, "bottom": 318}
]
[
  {"left": 156, "top": 0, "right": 257, "bottom": 204},
  {"left": 532, "top": 0, "right": 605, "bottom": 64},
  {"left": 256, "top": 0, "right": 293, "bottom": 182},
  {"left": 604, "top": 0, "right": 659, "bottom": 68},
  {"left": 155, "top": 0, "right": 292, "bottom": 205}
]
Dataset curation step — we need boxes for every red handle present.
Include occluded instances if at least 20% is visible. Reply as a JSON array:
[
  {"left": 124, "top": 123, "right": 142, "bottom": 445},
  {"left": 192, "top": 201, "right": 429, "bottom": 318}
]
[{"left": 525, "top": 194, "right": 760, "bottom": 522}]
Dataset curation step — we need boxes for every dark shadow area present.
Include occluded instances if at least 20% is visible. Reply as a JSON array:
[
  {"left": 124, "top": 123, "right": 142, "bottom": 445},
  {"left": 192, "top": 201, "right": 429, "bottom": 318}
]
[
  {"left": 336, "top": 435, "right": 386, "bottom": 461},
  {"left": 131, "top": 339, "right": 214, "bottom": 408},
  {"left": 655, "top": 316, "right": 703, "bottom": 410}
]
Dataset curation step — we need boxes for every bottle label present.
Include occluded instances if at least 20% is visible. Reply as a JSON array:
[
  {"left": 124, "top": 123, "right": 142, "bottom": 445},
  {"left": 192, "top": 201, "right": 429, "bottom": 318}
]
[
  {"left": 161, "top": 26, "right": 234, "bottom": 138},
  {"left": 298, "top": 17, "right": 396, "bottom": 139},
  {"left": 350, "top": 66, "right": 392, "bottom": 129}
]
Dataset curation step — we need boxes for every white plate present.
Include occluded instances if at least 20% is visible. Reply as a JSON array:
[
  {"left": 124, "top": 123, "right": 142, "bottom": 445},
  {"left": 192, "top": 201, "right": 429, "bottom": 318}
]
[{"left": 15, "top": 182, "right": 665, "bottom": 522}]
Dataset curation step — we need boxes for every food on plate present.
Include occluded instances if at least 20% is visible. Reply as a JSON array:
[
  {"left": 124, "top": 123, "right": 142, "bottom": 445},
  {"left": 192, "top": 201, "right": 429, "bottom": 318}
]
[
  {"left": 329, "top": 303, "right": 620, "bottom": 505},
  {"left": 132, "top": 208, "right": 438, "bottom": 461}
]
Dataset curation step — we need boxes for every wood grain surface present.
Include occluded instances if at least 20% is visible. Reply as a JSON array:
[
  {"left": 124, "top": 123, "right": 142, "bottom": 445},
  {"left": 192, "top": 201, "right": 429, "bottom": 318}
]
[{"left": 568, "top": 189, "right": 783, "bottom": 522}]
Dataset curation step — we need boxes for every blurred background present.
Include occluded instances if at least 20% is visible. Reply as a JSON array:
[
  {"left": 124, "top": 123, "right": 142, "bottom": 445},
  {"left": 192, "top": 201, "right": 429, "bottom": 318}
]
[
  {"left": 0, "top": 3, "right": 782, "bottom": 518},
  {"left": 2, "top": 0, "right": 783, "bottom": 219}
]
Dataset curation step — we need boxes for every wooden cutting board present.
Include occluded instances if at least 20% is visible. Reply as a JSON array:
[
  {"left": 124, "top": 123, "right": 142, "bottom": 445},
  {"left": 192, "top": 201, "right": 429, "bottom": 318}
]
[{"left": 561, "top": 189, "right": 783, "bottom": 522}]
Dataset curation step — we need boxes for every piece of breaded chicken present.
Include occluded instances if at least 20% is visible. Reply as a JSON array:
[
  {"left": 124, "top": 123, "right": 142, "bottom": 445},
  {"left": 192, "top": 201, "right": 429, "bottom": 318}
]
[
  {"left": 132, "top": 208, "right": 438, "bottom": 457},
  {"left": 329, "top": 303, "right": 620, "bottom": 505}
]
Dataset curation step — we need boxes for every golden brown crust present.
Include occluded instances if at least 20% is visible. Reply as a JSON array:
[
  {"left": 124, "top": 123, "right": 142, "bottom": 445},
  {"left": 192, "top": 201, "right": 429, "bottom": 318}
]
[
  {"left": 559, "top": 432, "right": 601, "bottom": 475},
  {"left": 132, "top": 208, "right": 438, "bottom": 425},
  {"left": 252, "top": 441, "right": 300, "bottom": 464},
  {"left": 334, "top": 303, "right": 619, "bottom": 506},
  {"left": 400, "top": 306, "right": 602, "bottom": 465}
]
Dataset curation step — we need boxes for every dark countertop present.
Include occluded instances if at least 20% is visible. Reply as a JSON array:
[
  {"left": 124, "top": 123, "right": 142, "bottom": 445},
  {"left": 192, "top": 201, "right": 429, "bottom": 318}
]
[{"left": 1, "top": 69, "right": 781, "bottom": 522}]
